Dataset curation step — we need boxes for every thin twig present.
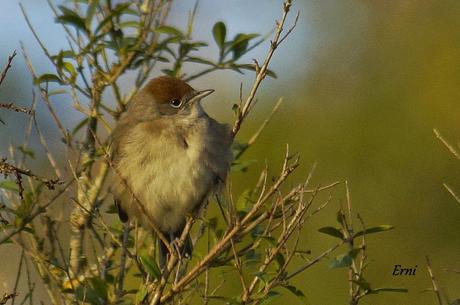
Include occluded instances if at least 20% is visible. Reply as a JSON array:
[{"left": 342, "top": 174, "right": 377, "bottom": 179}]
[
  {"left": 232, "top": 0, "right": 298, "bottom": 136},
  {"left": 11, "top": 250, "right": 25, "bottom": 305},
  {"left": 0, "top": 103, "right": 33, "bottom": 115},
  {"left": 434, "top": 129, "right": 460, "bottom": 160},
  {"left": 21, "top": 43, "right": 71, "bottom": 143},
  {"left": 287, "top": 242, "right": 344, "bottom": 280},
  {"left": 0, "top": 51, "right": 17, "bottom": 87},
  {"left": 426, "top": 256, "right": 443, "bottom": 305},
  {"left": 0, "top": 158, "right": 63, "bottom": 199},
  {"left": 443, "top": 183, "right": 460, "bottom": 206}
]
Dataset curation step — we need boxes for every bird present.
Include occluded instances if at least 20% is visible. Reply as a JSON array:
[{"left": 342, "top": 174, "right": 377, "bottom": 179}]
[{"left": 111, "top": 75, "right": 233, "bottom": 266}]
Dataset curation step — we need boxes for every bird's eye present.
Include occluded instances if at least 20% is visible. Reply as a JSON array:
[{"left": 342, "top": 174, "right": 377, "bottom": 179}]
[{"left": 169, "top": 99, "right": 182, "bottom": 108}]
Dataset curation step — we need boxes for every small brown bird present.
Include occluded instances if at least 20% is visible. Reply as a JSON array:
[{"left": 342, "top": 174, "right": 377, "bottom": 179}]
[{"left": 111, "top": 76, "right": 233, "bottom": 264}]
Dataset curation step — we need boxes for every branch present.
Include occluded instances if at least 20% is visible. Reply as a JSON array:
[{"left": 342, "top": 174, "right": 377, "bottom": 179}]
[
  {"left": 426, "top": 256, "right": 443, "bottom": 305},
  {"left": 433, "top": 128, "right": 460, "bottom": 160},
  {"left": 0, "top": 158, "right": 63, "bottom": 199},
  {"left": 286, "top": 242, "right": 343, "bottom": 280},
  {"left": 0, "top": 103, "right": 33, "bottom": 116},
  {"left": 443, "top": 183, "right": 460, "bottom": 206},
  {"left": 0, "top": 51, "right": 16, "bottom": 87},
  {"left": 232, "top": 0, "right": 299, "bottom": 136}
]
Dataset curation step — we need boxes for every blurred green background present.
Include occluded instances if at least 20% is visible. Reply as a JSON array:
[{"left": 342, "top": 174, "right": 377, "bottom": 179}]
[{"left": 1, "top": 1, "right": 459, "bottom": 304}]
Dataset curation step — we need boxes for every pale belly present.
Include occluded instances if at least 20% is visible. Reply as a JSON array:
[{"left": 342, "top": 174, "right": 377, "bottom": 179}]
[{"left": 128, "top": 144, "right": 215, "bottom": 232}]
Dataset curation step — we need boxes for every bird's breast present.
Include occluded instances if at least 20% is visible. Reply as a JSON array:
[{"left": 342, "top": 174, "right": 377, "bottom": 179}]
[{"left": 116, "top": 117, "right": 232, "bottom": 232}]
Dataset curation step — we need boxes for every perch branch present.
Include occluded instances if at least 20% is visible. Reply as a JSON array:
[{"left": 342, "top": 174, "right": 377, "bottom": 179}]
[{"left": 232, "top": 0, "right": 298, "bottom": 136}]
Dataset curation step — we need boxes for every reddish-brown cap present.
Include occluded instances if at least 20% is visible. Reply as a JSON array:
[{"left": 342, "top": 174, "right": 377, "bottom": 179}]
[{"left": 144, "top": 76, "right": 195, "bottom": 104}]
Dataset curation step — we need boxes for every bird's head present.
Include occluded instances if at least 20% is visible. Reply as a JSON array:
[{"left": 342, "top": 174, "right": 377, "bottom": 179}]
[{"left": 129, "top": 76, "right": 214, "bottom": 120}]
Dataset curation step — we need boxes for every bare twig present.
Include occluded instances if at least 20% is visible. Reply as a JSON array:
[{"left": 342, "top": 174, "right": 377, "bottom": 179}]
[
  {"left": 434, "top": 129, "right": 460, "bottom": 160},
  {"left": 0, "top": 158, "right": 62, "bottom": 199},
  {"left": 0, "top": 103, "right": 33, "bottom": 115},
  {"left": 21, "top": 43, "right": 71, "bottom": 143},
  {"left": 442, "top": 268, "right": 460, "bottom": 274},
  {"left": 10, "top": 250, "right": 24, "bottom": 305},
  {"left": 232, "top": 0, "right": 298, "bottom": 136},
  {"left": 443, "top": 183, "right": 460, "bottom": 206},
  {"left": 0, "top": 51, "right": 17, "bottom": 87},
  {"left": 287, "top": 242, "right": 344, "bottom": 280},
  {"left": 426, "top": 256, "right": 443, "bottom": 305}
]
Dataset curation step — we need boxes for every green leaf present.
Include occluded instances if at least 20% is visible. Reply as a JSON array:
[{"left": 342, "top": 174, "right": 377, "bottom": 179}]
[
  {"left": 72, "top": 117, "right": 89, "bottom": 135},
  {"left": 75, "top": 283, "right": 105, "bottom": 305},
  {"left": 48, "top": 89, "right": 67, "bottom": 96},
  {"left": 336, "top": 209, "right": 346, "bottom": 226},
  {"left": 95, "top": 3, "right": 131, "bottom": 34},
  {"left": 232, "top": 104, "right": 240, "bottom": 115},
  {"left": 155, "top": 25, "right": 183, "bottom": 37},
  {"left": 212, "top": 21, "right": 226, "bottom": 50},
  {"left": 89, "top": 277, "right": 108, "bottom": 300},
  {"left": 136, "top": 285, "right": 148, "bottom": 302},
  {"left": 231, "top": 159, "right": 257, "bottom": 172},
  {"left": 105, "top": 203, "right": 118, "bottom": 214},
  {"left": 348, "top": 247, "right": 361, "bottom": 259},
  {"left": 0, "top": 180, "right": 19, "bottom": 192},
  {"left": 354, "top": 225, "right": 394, "bottom": 238},
  {"left": 253, "top": 271, "right": 268, "bottom": 283},
  {"left": 161, "top": 68, "right": 175, "bottom": 76},
  {"left": 186, "top": 56, "right": 215, "bottom": 66},
  {"left": 17, "top": 146, "right": 35, "bottom": 159},
  {"left": 98, "top": 2, "right": 131, "bottom": 34},
  {"left": 250, "top": 224, "right": 264, "bottom": 240},
  {"left": 34, "top": 73, "right": 64, "bottom": 85},
  {"left": 85, "top": 0, "right": 99, "bottom": 28},
  {"left": 369, "top": 287, "right": 408, "bottom": 294},
  {"left": 259, "top": 291, "right": 281, "bottom": 305},
  {"left": 51, "top": 50, "right": 76, "bottom": 60},
  {"left": 237, "top": 64, "right": 277, "bottom": 78},
  {"left": 139, "top": 254, "right": 161, "bottom": 280},
  {"left": 62, "top": 62, "right": 76, "bottom": 76},
  {"left": 231, "top": 141, "right": 249, "bottom": 157},
  {"left": 120, "top": 21, "right": 140, "bottom": 29},
  {"left": 236, "top": 189, "right": 253, "bottom": 212},
  {"left": 329, "top": 253, "right": 353, "bottom": 269},
  {"left": 353, "top": 278, "right": 371, "bottom": 290},
  {"left": 229, "top": 33, "right": 260, "bottom": 60},
  {"left": 283, "top": 285, "right": 310, "bottom": 304},
  {"left": 243, "top": 249, "right": 261, "bottom": 266},
  {"left": 274, "top": 253, "right": 286, "bottom": 269},
  {"left": 318, "top": 226, "right": 344, "bottom": 239},
  {"left": 56, "top": 6, "right": 89, "bottom": 35},
  {"left": 259, "top": 235, "right": 277, "bottom": 246}
]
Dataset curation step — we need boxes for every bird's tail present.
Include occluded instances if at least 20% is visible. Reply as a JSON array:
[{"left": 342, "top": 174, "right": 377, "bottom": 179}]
[{"left": 114, "top": 198, "right": 129, "bottom": 223}]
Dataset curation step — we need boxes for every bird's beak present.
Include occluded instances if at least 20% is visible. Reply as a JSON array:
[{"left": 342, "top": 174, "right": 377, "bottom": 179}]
[{"left": 187, "top": 89, "right": 215, "bottom": 105}]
